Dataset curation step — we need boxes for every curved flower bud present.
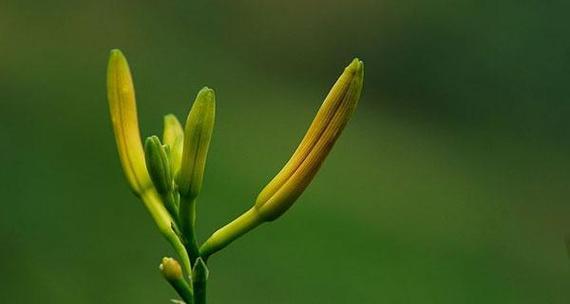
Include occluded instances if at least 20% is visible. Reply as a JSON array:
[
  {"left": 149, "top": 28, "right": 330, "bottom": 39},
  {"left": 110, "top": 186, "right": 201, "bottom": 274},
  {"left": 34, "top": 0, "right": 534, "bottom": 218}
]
[
  {"left": 177, "top": 87, "right": 216, "bottom": 199},
  {"left": 200, "top": 59, "right": 364, "bottom": 258},
  {"left": 107, "top": 50, "right": 190, "bottom": 274},
  {"left": 255, "top": 58, "right": 364, "bottom": 220},
  {"left": 107, "top": 49, "right": 152, "bottom": 195},
  {"left": 163, "top": 114, "right": 184, "bottom": 175}
]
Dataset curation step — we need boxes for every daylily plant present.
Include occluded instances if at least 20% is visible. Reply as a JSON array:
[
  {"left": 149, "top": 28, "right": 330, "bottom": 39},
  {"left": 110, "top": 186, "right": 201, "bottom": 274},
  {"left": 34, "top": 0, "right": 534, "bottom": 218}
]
[{"left": 106, "top": 49, "right": 364, "bottom": 304}]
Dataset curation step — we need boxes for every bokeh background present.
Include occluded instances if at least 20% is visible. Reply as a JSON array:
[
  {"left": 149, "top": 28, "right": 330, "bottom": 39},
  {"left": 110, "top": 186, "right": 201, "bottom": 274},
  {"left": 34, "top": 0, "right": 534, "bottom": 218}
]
[{"left": 1, "top": 1, "right": 569, "bottom": 303}]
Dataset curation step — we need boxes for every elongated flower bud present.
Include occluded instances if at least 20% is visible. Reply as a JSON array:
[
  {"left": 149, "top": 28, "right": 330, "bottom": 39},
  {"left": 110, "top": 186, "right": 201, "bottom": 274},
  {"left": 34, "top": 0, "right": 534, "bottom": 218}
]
[
  {"left": 107, "top": 49, "right": 152, "bottom": 195},
  {"left": 145, "top": 136, "right": 173, "bottom": 195},
  {"left": 177, "top": 87, "right": 216, "bottom": 199},
  {"left": 200, "top": 59, "right": 364, "bottom": 258},
  {"left": 163, "top": 114, "right": 184, "bottom": 175},
  {"left": 255, "top": 58, "right": 364, "bottom": 220},
  {"left": 107, "top": 50, "right": 190, "bottom": 274}
]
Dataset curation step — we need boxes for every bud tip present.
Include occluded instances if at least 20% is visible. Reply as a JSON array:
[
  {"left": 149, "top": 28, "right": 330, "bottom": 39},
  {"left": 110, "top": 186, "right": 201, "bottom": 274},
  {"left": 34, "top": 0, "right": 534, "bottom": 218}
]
[{"left": 198, "top": 86, "right": 215, "bottom": 99}]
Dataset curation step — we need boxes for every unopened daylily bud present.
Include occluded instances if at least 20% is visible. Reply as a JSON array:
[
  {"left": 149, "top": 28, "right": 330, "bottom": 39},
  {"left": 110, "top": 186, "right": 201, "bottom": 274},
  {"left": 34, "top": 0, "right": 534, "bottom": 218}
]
[
  {"left": 160, "top": 257, "right": 194, "bottom": 304},
  {"left": 107, "top": 49, "right": 152, "bottom": 195},
  {"left": 200, "top": 59, "right": 364, "bottom": 258},
  {"left": 145, "top": 136, "right": 179, "bottom": 218},
  {"left": 145, "top": 136, "right": 174, "bottom": 195},
  {"left": 160, "top": 257, "right": 184, "bottom": 281},
  {"left": 255, "top": 58, "right": 364, "bottom": 221},
  {"left": 163, "top": 114, "right": 184, "bottom": 175},
  {"left": 107, "top": 49, "right": 190, "bottom": 276},
  {"left": 177, "top": 87, "right": 216, "bottom": 199}
]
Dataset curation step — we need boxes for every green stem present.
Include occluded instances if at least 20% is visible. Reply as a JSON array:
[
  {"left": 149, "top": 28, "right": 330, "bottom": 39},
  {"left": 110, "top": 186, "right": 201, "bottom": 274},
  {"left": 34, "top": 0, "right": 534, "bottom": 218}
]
[
  {"left": 200, "top": 207, "right": 263, "bottom": 260},
  {"left": 192, "top": 258, "right": 208, "bottom": 304},
  {"left": 141, "top": 190, "right": 191, "bottom": 275},
  {"left": 163, "top": 190, "right": 180, "bottom": 222},
  {"left": 170, "top": 278, "right": 194, "bottom": 304},
  {"left": 180, "top": 196, "right": 201, "bottom": 264},
  {"left": 193, "top": 278, "right": 206, "bottom": 304}
]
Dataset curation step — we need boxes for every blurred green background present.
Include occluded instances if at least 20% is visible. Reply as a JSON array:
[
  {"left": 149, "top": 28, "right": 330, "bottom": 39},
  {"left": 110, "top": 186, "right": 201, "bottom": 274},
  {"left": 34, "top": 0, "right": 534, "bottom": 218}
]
[{"left": 1, "top": 1, "right": 569, "bottom": 303}]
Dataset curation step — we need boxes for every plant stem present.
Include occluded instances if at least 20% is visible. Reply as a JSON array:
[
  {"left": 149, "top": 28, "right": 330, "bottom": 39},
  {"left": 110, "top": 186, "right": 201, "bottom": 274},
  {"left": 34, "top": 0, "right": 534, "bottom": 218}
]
[
  {"left": 193, "top": 279, "right": 206, "bottom": 304},
  {"left": 192, "top": 258, "right": 209, "bottom": 304},
  {"left": 170, "top": 278, "right": 194, "bottom": 304},
  {"left": 141, "top": 190, "right": 191, "bottom": 274},
  {"left": 200, "top": 207, "right": 262, "bottom": 259},
  {"left": 180, "top": 196, "right": 201, "bottom": 264}
]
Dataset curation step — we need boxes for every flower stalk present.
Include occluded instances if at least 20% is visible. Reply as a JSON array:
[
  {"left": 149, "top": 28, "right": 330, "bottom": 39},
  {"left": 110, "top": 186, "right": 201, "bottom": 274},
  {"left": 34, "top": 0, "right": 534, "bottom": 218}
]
[
  {"left": 106, "top": 49, "right": 363, "bottom": 304},
  {"left": 192, "top": 258, "right": 209, "bottom": 304}
]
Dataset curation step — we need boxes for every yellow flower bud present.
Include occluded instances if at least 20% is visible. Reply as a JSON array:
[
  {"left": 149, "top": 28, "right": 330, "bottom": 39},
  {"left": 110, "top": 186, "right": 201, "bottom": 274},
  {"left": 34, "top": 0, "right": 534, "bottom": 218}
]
[
  {"left": 162, "top": 114, "right": 184, "bottom": 175},
  {"left": 159, "top": 257, "right": 193, "bottom": 303},
  {"left": 200, "top": 58, "right": 364, "bottom": 258},
  {"left": 107, "top": 49, "right": 190, "bottom": 275},
  {"left": 107, "top": 49, "right": 152, "bottom": 195},
  {"left": 159, "top": 257, "right": 183, "bottom": 281},
  {"left": 255, "top": 58, "right": 364, "bottom": 220}
]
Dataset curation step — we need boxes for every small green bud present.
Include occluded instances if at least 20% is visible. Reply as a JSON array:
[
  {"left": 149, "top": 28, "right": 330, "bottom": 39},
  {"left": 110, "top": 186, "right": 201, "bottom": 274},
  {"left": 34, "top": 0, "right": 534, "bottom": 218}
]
[
  {"left": 159, "top": 257, "right": 194, "bottom": 304},
  {"left": 145, "top": 136, "right": 180, "bottom": 220},
  {"left": 145, "top": 136, "right": 174, "bottom": 195},
  {"left": 177, "top": 87, "right": 216, "bottom": 199},
  {"left": 163, "top": 114, "right": 185, "bottom": 175}
]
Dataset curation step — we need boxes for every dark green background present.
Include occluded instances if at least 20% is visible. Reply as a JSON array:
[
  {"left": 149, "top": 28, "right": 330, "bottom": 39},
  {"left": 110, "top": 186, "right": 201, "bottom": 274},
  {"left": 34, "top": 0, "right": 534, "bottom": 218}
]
[{"left": 1, "top": 1, "right": 569, "bottom": 303}]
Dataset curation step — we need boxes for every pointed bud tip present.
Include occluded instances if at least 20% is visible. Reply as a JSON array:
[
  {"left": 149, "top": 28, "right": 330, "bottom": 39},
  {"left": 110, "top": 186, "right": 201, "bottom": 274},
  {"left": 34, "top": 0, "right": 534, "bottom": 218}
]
[
  {"left": 346, "top": 58, "right": 364, "bottom": 75},
  {"left": 109, "top": 49, "right": 126, "bottom": 62},
  {"left": 164, "top": 113, "right": 178, "bottom": 123},
  {"left": 145, "top": 136, "right": 163, "bottom": 154},
  {"left": 198, "top": 86, "right": 215, "bottom": 100},
  {"left": 145, "top": 135, "right": 160, "bottom": 145}
]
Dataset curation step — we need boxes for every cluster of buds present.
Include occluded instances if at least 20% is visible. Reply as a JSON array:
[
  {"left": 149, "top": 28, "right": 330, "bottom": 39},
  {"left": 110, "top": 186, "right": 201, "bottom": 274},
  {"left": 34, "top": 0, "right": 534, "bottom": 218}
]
[{"left": 107, "top": 49, "right": 363, "bottom": 303}]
